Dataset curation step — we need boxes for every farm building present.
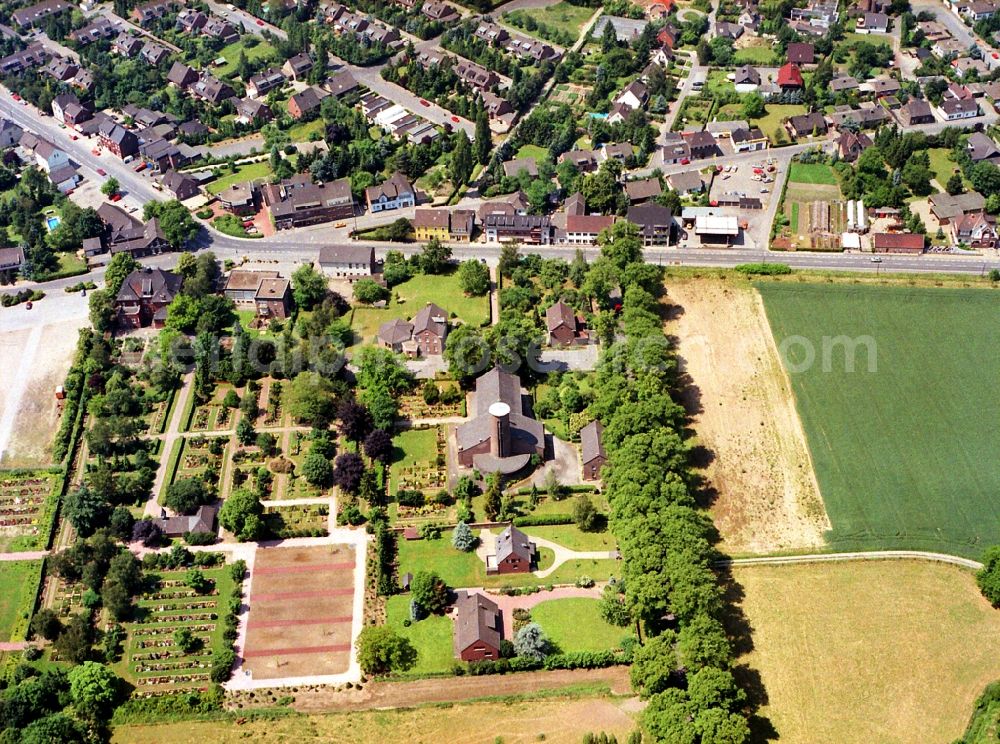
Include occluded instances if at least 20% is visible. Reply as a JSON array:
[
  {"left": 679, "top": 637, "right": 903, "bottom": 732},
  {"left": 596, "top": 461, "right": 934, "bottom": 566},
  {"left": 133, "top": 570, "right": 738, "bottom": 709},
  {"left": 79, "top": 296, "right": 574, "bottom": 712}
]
[{"left": 873, "top": 232, "right": 925, "bottom": 254}]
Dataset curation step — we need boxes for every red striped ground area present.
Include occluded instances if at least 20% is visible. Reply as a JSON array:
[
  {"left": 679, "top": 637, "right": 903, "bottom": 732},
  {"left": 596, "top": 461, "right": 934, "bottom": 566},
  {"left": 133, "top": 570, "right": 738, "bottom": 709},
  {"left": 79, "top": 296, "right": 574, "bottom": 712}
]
[{"left": 243, "top": 545, "right": 356, "bottom": 679}]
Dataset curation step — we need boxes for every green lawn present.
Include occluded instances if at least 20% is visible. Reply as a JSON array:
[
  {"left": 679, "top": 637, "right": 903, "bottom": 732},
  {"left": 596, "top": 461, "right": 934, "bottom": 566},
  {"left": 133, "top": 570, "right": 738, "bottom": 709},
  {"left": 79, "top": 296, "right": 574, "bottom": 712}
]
[
  {"left": 515, "top": 143, "right": 550, "bottom": 162},
  {"left": 215, "top": 39, "right": 279, "bottom": 78},
  {"left": 287, "top": 117, "right": 325, "bottom": 143},
  {"left": 752, "top": 104, "right": 807, "bottom": 142},
  {"left": 524, "top": 524, "right": 616, "bottom": 552},
  {"left": 385, "top": 595, "right": 455, "bottom": 675},
  {"left": 758, "top": 283, "right": 1000, "bottom": 558},
  {"left": 389, "top": 428, "right": 439, "bottom": 494},
  {"left": 206, "top": 161, "right": 273, "bottom": 195},
  {"left": 788, "top": 162, "right": 838, "bottom": 185},
  {"left": 927, "top": 147, "right": 969, "bottom": 191},
  {"left": 733, "top": 45, "right": 780, "bottom": 65},
  {"left": 351, "top": 271, "right": 489, "bottom": 345},
  {"left": 530, "top": 598, "right": 629, "bottom": 653},
  {"left": 396, "top": 536, "right": 485, "bottom": 588},
  {"left": 0, "top": 561, "right": 42, "bottom": 642},
  {"left": 526, "top": 1, "right": 594, "bottom": 36}
]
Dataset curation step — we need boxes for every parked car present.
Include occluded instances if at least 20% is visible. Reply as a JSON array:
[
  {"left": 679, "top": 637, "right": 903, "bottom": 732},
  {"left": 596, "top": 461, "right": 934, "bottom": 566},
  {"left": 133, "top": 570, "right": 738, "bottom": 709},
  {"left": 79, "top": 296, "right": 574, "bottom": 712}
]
[{"left": 96, "top": 168, "right": 106, "bottom": 176}]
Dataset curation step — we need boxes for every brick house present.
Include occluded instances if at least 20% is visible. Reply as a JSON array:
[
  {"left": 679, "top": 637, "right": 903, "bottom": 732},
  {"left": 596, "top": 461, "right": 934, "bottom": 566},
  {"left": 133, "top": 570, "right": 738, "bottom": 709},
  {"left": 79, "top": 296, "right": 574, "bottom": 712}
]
[
  {"left": 113, "top": 267, "right": 181, "bottom": 328},
  {"left": 453, "top": 591, "right": 502, "bottom": 661}
]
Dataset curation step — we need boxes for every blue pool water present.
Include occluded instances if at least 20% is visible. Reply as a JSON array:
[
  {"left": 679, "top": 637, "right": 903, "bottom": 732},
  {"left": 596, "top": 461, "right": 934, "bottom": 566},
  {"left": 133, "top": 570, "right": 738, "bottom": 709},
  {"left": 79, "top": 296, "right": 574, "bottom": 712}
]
[
  {"left": 46, "top": 216, "right": 60, "bottom": 230},
  {"left": 588, "top": 112, "right": 608, "bottom": 119}
]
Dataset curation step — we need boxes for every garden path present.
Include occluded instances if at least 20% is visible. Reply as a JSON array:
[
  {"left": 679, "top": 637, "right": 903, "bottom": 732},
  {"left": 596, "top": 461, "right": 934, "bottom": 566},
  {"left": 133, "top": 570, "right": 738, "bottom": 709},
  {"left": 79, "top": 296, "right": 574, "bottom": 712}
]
[{"left": 146, "top": 372, "right": 195, "bottom": 518}]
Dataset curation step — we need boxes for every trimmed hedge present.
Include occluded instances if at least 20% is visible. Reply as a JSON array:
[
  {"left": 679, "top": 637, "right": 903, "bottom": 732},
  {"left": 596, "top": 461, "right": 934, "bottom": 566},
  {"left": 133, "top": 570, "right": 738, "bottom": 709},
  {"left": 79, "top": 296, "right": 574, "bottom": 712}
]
[
  {"left": 513, "top": 514, "right": 573, "bottom": 527},
  {"left": 734, "top": 263, "right": 792, "bottom": 276}
]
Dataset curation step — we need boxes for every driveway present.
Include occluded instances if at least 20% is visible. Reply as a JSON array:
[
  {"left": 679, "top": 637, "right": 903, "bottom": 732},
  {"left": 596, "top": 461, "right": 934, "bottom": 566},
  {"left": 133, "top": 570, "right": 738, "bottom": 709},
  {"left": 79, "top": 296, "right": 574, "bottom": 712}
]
[{"left": 537, "top": 344, "right": 599, "bottom": 372}]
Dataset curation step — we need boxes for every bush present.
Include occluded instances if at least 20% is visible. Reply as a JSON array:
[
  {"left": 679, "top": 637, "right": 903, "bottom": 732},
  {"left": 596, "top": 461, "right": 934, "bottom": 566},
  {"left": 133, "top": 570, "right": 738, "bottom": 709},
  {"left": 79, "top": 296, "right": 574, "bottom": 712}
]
[
  {"left": 183, "top": 531, "right": 216, "bottom": 546},
  {"left": 513, "top": 514, "right": 573, "bottom": 527},
  {"left": 575, "top": 576, "right": 595, "bottom": 588},
  {"left": 396, "top": 489, "right": 425, "bottom": 507},
  {"left": 734, "top": 263, "right": 792, "bottom": 276}
]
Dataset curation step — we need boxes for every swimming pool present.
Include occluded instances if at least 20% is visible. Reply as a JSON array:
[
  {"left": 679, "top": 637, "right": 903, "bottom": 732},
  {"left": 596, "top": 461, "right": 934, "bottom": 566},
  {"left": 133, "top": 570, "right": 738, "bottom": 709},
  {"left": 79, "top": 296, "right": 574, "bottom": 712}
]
[{"left": 46, "top": 215, "right": 60, "bottom": 230}]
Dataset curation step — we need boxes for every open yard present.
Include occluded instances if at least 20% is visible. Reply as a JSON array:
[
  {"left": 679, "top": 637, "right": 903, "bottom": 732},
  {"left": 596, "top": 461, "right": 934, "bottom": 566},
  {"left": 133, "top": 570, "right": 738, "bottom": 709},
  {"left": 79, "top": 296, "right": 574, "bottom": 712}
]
[
  {"left": 734, "top": 560, "right": 1000, "bottom": 744},
  {"left": 779, "top": 164, "right": 845, "bottom": 250},
  {"left": 928, "top": 147, "right": 970, "bottom": 191},
  {"left": 787, "top": 162, "right": 838, "bottom": 185},
  {"left": 665, "top": 277, "right": 828, "bottom": 553},
  {"left": 385, "top": 594, "right": 454, "bottom": 676},
  {"left": 215, "top": 39, "right": 279, "bottom": 78},
  {"left": 351, "top": 271, "right": 489, "bottom": 346},
  {"left": 242, "top": 545, "right": 357, "bottom": 680},
  {"left": 112, "top": 695, "right": 637, "bottom": 743},
  {"left": 751, "top": 104, "right": 807, "bottom": 143},
  {"left": 506, "top": 2, "right": 593, "bottom": 38},
  {"left": 0, "top": 560, "right": 42, "bottom": 642},
  {"left": 530, "top": 598, "right": 626, "bottom": 653},
  {"left": 0, "top": 470, "right": 60, "bottom": 552},
  {"left": 206, "top": 161, "right": 273, "bottom": 195},
  {"left": 758, "top": 283, "right": 1000, "bottom": 557}
]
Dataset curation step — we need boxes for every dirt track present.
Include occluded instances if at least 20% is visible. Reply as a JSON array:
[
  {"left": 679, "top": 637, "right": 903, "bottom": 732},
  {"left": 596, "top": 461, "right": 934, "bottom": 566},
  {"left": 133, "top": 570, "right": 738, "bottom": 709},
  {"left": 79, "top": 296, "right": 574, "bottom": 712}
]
[
  {"left": 666, "top": 278, "right": 830, "bottom": 554},
  {"left": 281, "top": 666, "right": 633, "bottom": 714}
]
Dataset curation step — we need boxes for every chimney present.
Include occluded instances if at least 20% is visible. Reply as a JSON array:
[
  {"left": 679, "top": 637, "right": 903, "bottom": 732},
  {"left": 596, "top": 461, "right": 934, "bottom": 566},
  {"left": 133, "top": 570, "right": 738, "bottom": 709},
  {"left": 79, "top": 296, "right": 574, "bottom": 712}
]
[{"left": 488, "top": 401, "right": 511, "bottom": 458}]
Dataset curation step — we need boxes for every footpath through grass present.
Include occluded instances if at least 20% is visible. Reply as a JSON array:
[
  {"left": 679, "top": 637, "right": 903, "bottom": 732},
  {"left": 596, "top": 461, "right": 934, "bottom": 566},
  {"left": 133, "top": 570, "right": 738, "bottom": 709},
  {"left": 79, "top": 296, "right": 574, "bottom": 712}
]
[{"left": 758, "top": 282, "right": 1000, "bottom": 558}]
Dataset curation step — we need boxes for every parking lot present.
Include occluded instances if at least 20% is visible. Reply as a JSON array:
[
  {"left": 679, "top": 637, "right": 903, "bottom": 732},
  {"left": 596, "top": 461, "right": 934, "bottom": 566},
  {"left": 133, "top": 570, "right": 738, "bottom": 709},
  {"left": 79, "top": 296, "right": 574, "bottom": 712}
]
[{"left": 709, "top": 159, "right": 777, "bottom": 204}]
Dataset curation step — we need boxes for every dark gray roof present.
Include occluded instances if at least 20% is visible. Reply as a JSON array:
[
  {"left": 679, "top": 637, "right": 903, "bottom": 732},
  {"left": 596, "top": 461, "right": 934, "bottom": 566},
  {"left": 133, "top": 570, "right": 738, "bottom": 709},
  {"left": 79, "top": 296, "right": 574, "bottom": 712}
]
[
  {"left": 412, "top": 302, "right": 447, "bottom": 339},
  {"left": 453, "top": 590, "right": 501, "bottom": 655},
  {"left": 318, "top": 244, "right": 374, "bottom": 265},
  {"left": 545, "top": 300, "right": 575, "bottom": 333},
  {"left": 378, "top": 317, "right": 413, "bottom": 345},
  {"left": 580, "top": 419, "right": 605, "bottom": 465},
  {"left": 496, "top": 524, "right": 534, "bottom": 565}
]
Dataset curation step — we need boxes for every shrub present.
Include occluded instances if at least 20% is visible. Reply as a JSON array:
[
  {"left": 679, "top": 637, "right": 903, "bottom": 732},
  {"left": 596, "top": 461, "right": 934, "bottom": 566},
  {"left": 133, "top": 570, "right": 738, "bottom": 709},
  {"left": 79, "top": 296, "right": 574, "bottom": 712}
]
[
  {"left": 184, "top": 531, "right": 216, "bottom": 546},
  {"left": 734, "top": 263, "right": 791, "bottom": 276},
  {"left": 396, "top": 489, "right": 424, "bottom": 507},
  {"left": 575, "top": 576, "right": 595, "bottom": 588},
  {"left": 513, "top": 514, "right": 573, "bottom": 527}
]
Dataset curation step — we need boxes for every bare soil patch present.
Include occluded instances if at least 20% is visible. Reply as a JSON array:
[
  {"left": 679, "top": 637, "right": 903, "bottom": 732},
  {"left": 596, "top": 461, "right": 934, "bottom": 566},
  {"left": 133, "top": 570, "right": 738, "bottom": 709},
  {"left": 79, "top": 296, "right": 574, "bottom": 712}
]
[
  {"left": 665, "top": 277, "right": 829, "bottom": 554},
  {"left": 243, "top": 545, "right": 355, "bottom": 679}
]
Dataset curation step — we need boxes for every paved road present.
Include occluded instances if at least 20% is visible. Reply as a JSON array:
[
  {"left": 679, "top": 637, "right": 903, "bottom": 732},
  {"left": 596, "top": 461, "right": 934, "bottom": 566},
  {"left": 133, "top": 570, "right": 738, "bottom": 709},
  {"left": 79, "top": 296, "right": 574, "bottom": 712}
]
[
  {"left": 718, "top": 549, "right": 984, "bottom": 571},
  {"left": 205, "top": 0, "right": 288, "bottom": 40}
]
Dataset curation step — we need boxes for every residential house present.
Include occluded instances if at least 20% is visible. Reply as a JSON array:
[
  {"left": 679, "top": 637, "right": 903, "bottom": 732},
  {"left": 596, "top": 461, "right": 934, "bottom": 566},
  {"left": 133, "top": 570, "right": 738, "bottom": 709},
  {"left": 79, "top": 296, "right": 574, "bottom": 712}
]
[
  {"left": 558, "top": 149, "right": 599, "bottom": 173},
  {"left": 190, "top": 74, "right": 234, "bottom": 105},
  {"left": 599, "top": 142, "right": 634, "bottom": 163},
  {"left": 483, "top": 213, "right": 552, "bottom": 244},
  {"left": 422, "top": 0, "right": 458, "bottom": 21},
  {"left": 97, "top": 202, "right": 169, "bottom": 257},
  {"left": 0, "top": 44, "right": 49, "bottom": 75},
  {"left": 113, "top": 267, "right": 181, "bottom": 328},
  {"left": 0, "top": 247, "right": 24, "bottom": 274},
  {"left": 282, "top": 53, "right": 313, "bottom": 81},
  {"left": 626, "top": 202, "right": 672, "bottom": 245},
  {"left": 377, "top": 318, "right": 414, "bottom": 353},
  {"left": 70, "top": 17, "right": 117, "bottom": 45},
  {"left": 45, "top": 58, "right": 78, "bottom": 83},
  {"left": 412, "top": 208, "right": 450, "bottom": 241},
  {"left": 684, "top": 130, "right": 718, "bottom": 159},
  {"left": 262, "top": 174, "right": 355, "bottom": 229},
  {"left": 614, "top": 79, "right": 649, "bottom": 111},
  {"left": 255, "top": 277, "right": 292, "bottom": 319},
  {"left": 411, "top": 302, "right": 448, "bottom": 355},
  {"left": 449, "top": 209, "right": 475, "bottom": 242},
  {"left": 715, "top": 20, "right": 743, "bottom": 38},
  {"left": 562, "top": 213, "right": 615, "bottom": 244},
  {"left": 453, "top": 591, "right": 502, "bottom": 662},
  {"left": 545, "top": 300, "right": 587, "bottom": 345},
  {"left": 218, "top": 181, "right": 257, "bottom": 215},
  {"left": 51, "top": 92, "right": 80, "bottom": 123},
  {"left": 99, "top": 120, "right": 139, "bottom": 159},
  {"left": 454, "top": 60, "right": 499, "bottom": 90},
  {"left": 317, "top": 244, "right": 375, "bottom": 279},
  {"left": 489, "top": 525, "right": 536, "bottom": 574},
  {"left": 235, "top": 97, "right": 273, "bottom": 124},
  {"left": 830, "top": 75, "right": 860, "bottom": 93},
  {"left": 898, "top": 98, "right": 934, "bottom": 125},
  {"left": 786, "top": 111, "right": 828, "bottom": 138},
  {"left": 113, "top": 34, "right": 143, "bottom": 57},
  {"left": 474, "top": 21, "right": 509, "bottom": 46},
  {"left": 203, "top": 16, "right": 238, "bottom": 43},
  {"left": 870, "top": 77, "right": 901, "bottom": 98},
  {"left": 929, "top": 190, "right": 986, "bottom": 223},
  {"left": 837, "top": 130, "right": 873, "bottom": 161},
  {"left": 732, "top": 126, "right": 768, "bottom": 152},
  {"left": 502, "top": 157, "right": 537, "bottom": 179},
  {"left": 580, "top": 420, "right": 606, "bottom": 480},
  {"left": 325, "top": 69, "right": 359, "bottom": 98},
  {"left": 786, "top": 42, "right": 815, "bottom": 65},
  {"left": 365, "top": 171, "right": 415, "bottom": 213},
  {"left": 167, "top": 62, "right": 199, "bottom": 89},
  {"left": 131, "top": 0, "right": 176, "bottom": 26},
  {"left": 624, "top": 177, "right": 662, "bottom": 203},
  {"left": 140, "top": 41, "right": 170, "bottom": 66},
  {"left": 160, "top": 170, "right": 200, "bottom": 200},
  {"left": 247, "top": 68, "right": 286, "bottom": 98},
  {"left": 777, "top": 63, "right": 805, "bottom": 90},
  {"left": 668, "top": 170, "right": 704, "bottom": 195},
  {"left": 20, "top": 132, "right": 69, "bottom": 173},
  {"left": 856, "top": 11, "right": 889, "bottom": 32},
  {"left": 12, "top": 0, "right": 70, "bottom": 28},
  {"left": 734, "top": 65, "right": 761, "bottom": 92},
  {"left": 937, "top": 98, "right": 980, "bottom": 120},
  {"left": 967, "top": 132, "right": 1000, "bottom": 164},
  {"left": 661, "top": 132, "right": 691, "bottom": 164},
  {"left": 288, "top": 87, "right": 328, "bottom": 119},
  {"left": 0, "top": 119, "right": 23, "bottom": 148},
  {"left": 224, "top": 270, "right": 279, "bottom": 305},
  {"left": 152, "top": 505, "right": 217, "bottom": 537},
  {"left": 952, "top": 211, "right": 997, "bottom": 247},
  {"left": 953, "top": 57, "right": 989, "bottom": 79}
]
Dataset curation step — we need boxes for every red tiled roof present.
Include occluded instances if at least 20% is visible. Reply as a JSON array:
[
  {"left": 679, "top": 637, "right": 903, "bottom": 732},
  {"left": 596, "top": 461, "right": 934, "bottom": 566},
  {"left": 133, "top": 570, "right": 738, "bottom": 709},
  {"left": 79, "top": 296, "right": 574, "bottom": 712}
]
[{"left": 777, "top": 62, "right": 804, "bottom": 87}]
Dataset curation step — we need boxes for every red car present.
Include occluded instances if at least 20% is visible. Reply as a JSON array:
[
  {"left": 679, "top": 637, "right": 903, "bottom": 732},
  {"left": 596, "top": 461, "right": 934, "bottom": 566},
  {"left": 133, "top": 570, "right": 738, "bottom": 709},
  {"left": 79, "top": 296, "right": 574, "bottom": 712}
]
[
  {"left": 92, "top": 149, "right": 101, "bottom": 156},
  {"left": 450, "top": 116, "right": 459, "bottom": 123},
  {"left": 134, "top": 162, "right": 146, "bottom": 172},
  {"left": 680, "top": 158, "right": 690, "bottom": 165},
  {"left": 70, "top": 134, "right": 78, "bottom": 140},
  {"left": 10, "top": 93, "right": 19, "bottom": 101},
  {"left": 96, "top": 168, "right": 106, "bottom": 176},
  {"left": 110, "top": 193, "right": 122, "bottom": 202},
  {"left": 419, "top": 99, "right": 430, "bottom": 107},
  {"left": 256, "top": 18, "right": 264, "bottom": 25}
]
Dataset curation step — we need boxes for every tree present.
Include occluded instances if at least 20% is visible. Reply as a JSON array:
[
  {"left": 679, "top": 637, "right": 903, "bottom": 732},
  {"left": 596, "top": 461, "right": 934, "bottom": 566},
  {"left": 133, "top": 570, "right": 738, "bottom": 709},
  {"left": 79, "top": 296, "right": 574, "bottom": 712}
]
[
  {"left": 101, "top": 177, "right": 120, "bottom": 196},
  {"left": 475, "top": 108, "right": 491, "bottom": 165},
  {"left": 420, "top": 237, "right": 452, "bottom": 274},
  {"left": 88, "top": 290, "right": 115, "bottom": 333},
  {"left": 131, "top": 519, "right": 163, "bottom": 547},
  {"left": 946, "top": 171, "right": 965, "bottom": 196},
  {"left": 236, "top": 416, "right": 256, "bottom": 446},
  {"left": 54, "top": 613, "right": 93, "bottom": 664},
  {"left": 164, "top": 477, "right": 210, "bottom": 514},
  {"left": 410, "top": 570, "right": 449, "bottom": 614},
  {"left": 173, "top": 627, "right": 200, "bottom": 653},
  {"left": 741, "top": 92, "right": 765, "bottom": 120},
  {"left": 598, "top": 582, "right": 630, "bottom": 627},
  {"left": 677, "top": 614, "right": 731, "bottom": 671},
  {"left": 450, "top": 130, "right": 474, "bottom": 186},
  {"left": 300, "top": 451, "right": 334, "bottom": 488},
  {"left": 21, "top": 714, "right": 86, "bottom": 744},
  {"left": 687, "top": 667, "right": 746, "bottom": 713},
  {"left": 291, "top": 263, "right": 328, "bottom": 310},
  {"left": 363, "top": 428, "right": 393, "bottom": 463},
  {"left": 284, "top": 371, "right": 338, "bottom": 425},
  {"left": 337, "top": 399, "right": 373, "bottom": 442},
  {"left": 458, "top": 259, "right": 489, "bottom": 296},
  {"left": 513, "top": 622, "right": 550, "bottom": 661},
  {"left": 103, "top": 252, "right": 138, "bottom": 296},
  {"left": 185, "top": 568, "right": 212, "bottom": 594},
  {"left": 977, "top": 546, "right": 1000, "bottom": 606},
  {"left": 483, "top": 472, "right": 501, "bottom": 521},
  {"left": 353, "top": 277, "right": 390, "bottom": 304},
  {"left": 356, "top": 626, "right": 417, "bottom": 675},
  {"left": 219, "top": 488, "right": 265, "bottom": 541},
  {"left": 451, "top": 521, "right": 477, "bottom": 551},
  {"left": 498, "top": 243, "right": 520, "bottom": 278},
  {"left": 573, "top": 494, "right": 600, "bottom": 531},
  {"left": 143, "top": 200, "right": 198, "bottom": 249},
  {"left": 631, "top": 633, "right": 679, "bottom": 697},
  {"left": 332, "top": 452, "right": 365, "bottom": 493},
  {"left": 68, "top": 662, "right": 120, "bottom": 721},
  {"left": 642, "top": 689, "right": 697, "bottom": 744},
  {"left": 30, "top": 609, "right": 63, "bottom": 641},
  {"left": 64, "top": 485, "right": 109, "bottom": 538}
]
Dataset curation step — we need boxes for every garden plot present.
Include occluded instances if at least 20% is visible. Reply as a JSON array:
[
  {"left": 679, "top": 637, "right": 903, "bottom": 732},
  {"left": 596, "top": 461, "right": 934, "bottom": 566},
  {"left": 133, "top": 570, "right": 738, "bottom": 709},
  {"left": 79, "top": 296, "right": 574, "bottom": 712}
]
[
  {"left": 242, "top": 545, "right": 356, "bottom": 681},
  {"left": 164, "top": 436, "right": 228, "bottom": 503},
  {"left": 117, "top": 565, "right": 235, "bottom": 693},
  {"left": 0, "top": 560, "right": 43, "bottom": 642},
  {"left": 398, "top": 383, "right": 466, "bottom": 420},
  {"left": 258, "top": 379, "right": 287, "bottom": 428},
  {"left": 186, "top": 384, "right": 241, "bottom": 433},
  {"left": 778, "top": 165, "right": 846, "bottom": 250},
  {"left": 389, "top": 427, "right": 448, "bottom": 526},
  {"left": 262, "top": 502, "right": 330, "bottom": 538},
  {"left": 0, "top": 471, "right": 60, "bottom": 552}
]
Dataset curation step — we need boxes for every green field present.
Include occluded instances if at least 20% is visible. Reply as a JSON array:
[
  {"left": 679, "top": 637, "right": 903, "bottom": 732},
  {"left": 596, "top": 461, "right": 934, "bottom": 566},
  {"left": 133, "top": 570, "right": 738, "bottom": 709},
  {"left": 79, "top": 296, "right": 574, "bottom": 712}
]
[
  {"left": 733, "top": 45, "right": 780, "bottom": 65},
  {"left": 530, "top": 598, "right": 628, "bottom": 653},
  {"left": 0, "top": 561, "right": 42, "bottom": 641},
  {"left": 927, "top": 147, "right": 971, "bottom": 191},
  {"left": 206, "top": 161, "right": 273, "bottom": 194},
  {"left": 385, "top": 594, "right": 454, "bottom": 675},
  {"left": 758, "top": 283, "right": 1000, "bottom": 557},
  {"left": 752, "top": 104, "right": 807, "bottom": 142},
  {"left": 215, "top": 39, "right": 279, "bottom": 78},
  {"left": 389, "top": 428, "right": 439, "bottom": 494},
  {"left": 788, "top": 162, "right": 838, "bottom": 185},
  {"left": 351, "top": 271, "right": 489, "bottom": 345}
]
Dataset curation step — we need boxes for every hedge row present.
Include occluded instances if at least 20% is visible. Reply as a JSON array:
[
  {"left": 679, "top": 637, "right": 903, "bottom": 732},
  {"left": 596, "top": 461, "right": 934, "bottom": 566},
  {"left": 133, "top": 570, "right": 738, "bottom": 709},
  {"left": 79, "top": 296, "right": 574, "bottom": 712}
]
[{"left": 512, "top": 514, "right": 573, "bottom": 527}]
